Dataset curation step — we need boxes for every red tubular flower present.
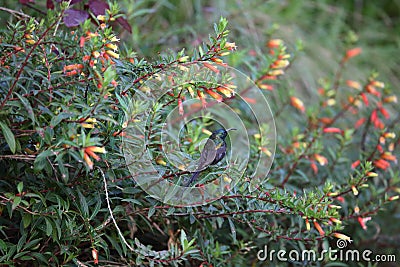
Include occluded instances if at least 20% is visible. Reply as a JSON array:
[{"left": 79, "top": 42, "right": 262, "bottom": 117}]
[
  {"left": 310, "top": 160, "right": 318, "bottom": 174},
  {"left": 290, "top": 96, "right": 305, "bottom": 112},
  {"left": 354, "top": 118, "right": 366, "bottom": 129},
  {"left": 314, "top": 154, "right": 328, "bottom": 166},
  {"left": 267, "top": 39, "right": 283, "bottom": 48},
  {"left": 381, "top": 152, "right": 397, "bottom": 162},
  {"left": 313, "top": 220, "right": 325, "bottom": 236},
  {"left": 336, "top": 196, "right": 345, "bottom": 203},
  {"left": 205, "top": 89, "right": 223, "bottom": 102},
  {"left": 371, "top": 109, "right": 378, "bottom": 123},
  {"left": 346, "top": 80, "right": 361, "bottom": 90},
  {"left": 83, "top": 146, "right": 106, "bottom": 169},
  {"left": 203, "top": 62, "right": 220, "bottom": 73},
  {"left": 83, "top": 152, "right": 93, "bottom": 169},
  {"left": 197, "top": 90, "right": 207, "bottom": 107},
  {"left": 351, "top": 160, "right": 360, "bottom": 169},
  {"left": 360, "top": 93, "right": 369, "bottom": 106},
  {"left": 374, "top": 159, "right": 390, "bottom": 170},
  {"left": 344, "top": 47, "right": 362, "bottom": 61},
  {"left": 323, "top": 127, "right": 343, "bottom": 134},
  {"left": 380, "top": 107, "right": 390, "bottom": 119},
  {"left": 357, "top": 217, "right": 371, "bottom": 230},
  {"left": 79, "top": 36, "right": 85, "bottom": 48},
  {"left": 92, "top": 248, "right": 99, "bottom": 264},
  {"left": 178, "top": 98, "right": 184, "bottom": 115}
]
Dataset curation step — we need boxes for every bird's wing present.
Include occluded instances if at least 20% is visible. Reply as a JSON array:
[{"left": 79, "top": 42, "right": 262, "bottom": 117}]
[
  {"left": 195, "top": 138, "right": 217, "bottom": 171},
  {"left": 211, "top": 142, "right": 227, "bottom": 165}
]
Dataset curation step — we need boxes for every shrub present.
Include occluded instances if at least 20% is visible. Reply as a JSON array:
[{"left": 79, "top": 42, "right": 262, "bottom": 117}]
[{"left": 0, "top": 1, "right": 398, "bottom": 266}]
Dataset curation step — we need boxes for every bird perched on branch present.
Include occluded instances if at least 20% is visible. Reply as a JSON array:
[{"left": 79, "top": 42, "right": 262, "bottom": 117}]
[{"left": 185, "top": 128, "right": 236, "bottom": 187}]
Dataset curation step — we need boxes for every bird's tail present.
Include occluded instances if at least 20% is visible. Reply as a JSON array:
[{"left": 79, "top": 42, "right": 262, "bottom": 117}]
[{"left": 185, "top": 171, "right": 200, "bottom": 187}]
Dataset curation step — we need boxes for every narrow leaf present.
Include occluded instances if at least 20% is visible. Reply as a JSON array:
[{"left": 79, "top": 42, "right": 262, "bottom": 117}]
[{"left": 0, "top": 121, "right": 16, "bottom": 153}]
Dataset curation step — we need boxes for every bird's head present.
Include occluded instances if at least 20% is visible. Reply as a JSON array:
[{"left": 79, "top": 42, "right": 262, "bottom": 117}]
[{"left": 210, "top": 128, "right": 236, "bottom": 140}]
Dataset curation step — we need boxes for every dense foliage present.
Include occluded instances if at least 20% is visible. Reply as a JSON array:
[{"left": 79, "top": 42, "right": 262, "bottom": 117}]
[{"left": 0, "top": 1, "right": 399, "bottom": 266}]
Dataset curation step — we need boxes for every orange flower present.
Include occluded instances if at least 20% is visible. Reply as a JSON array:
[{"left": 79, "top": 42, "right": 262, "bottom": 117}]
[
  {"left": 374, "top": 159, "right": 390, "bottom": 170},
  {"left": 346, "top": 80, "right": 361, "bottom": 90},
  {"left": 319, "top": 117, "right": 333, "bottom": 125},
  {"left": 351, "top": 160, "right": 360, "bottom": 169},
  {"left": 83, "top": 146, "right": 106, "bottom": 169},
  {"left": 273, "top": 59, "right": 290, "bottom": 68},
  {"left": 79, "top": 36, "right": 85, "bottom": 48},
  {"left": 313, "top": 220, "right": 325, "bottom": 236},
  {"left": 197, "top": 90, "right": 207, "bottom": 107},
  {"left": 25, "top": 39, "right": 35, "bottom": 45},
  {"left": 259, "top": 147, "right": 272, "bottom": 157},
  {"left": 63, "top": 64, "right": 84, "bottom": 72},
  {"left": 205, "top": 89, "right": 223, "bottom": 102},
  {"left": 65, "top": 70, "right": 78, "bottom": 76},
  {"left": 258, "top": 83, "right": 274, "bottom": 91},
  {"left": 383, "top": 132, "right": 396, "bottom": 139},
  {"left": 365, "top": 84, "right": 381, "bottom": 97},
  {"left": 344, "top": 47, "right": 362, "bottom": 61},
  {"left": 106, "top": 50, "right": 119, "bottom": 59},
  {"left": 83, "top": 153, "right": 93, "bottom": 169},
  {"left": 290, "top": 96, "right": 305, "bottom": 112},
  {"left": 310, "top": 160, "right": 318, "bottom": 174},
  {"left": 267, "top": 39, "right": 283, "bottom": 48},
  {"left": 106, "top": 43, "right": 118, "bottom": 51},
  {"left": 203, "top": 62, "right": 220, "bottom": 73},
  {"left": 332, "top": 232, "right": 351, "bottom": 241},
  {"left": 268, "top": 69, "right": 284, "bottom": 76},
  {"left": 224, "top": 42, "right": 237, "bottom": 50},
  {"left": 381, "top": 152, "right": 396, "bottom": 162},
  {"left": 383, "top": 95, "right": 398, "bottom": 103},
  {"left": 357, "top": 216, "right": 371, "bottom": 230},
  {"left": 216, "top": 86, "right": 234, "bottom": 97},
  {"left": 314, "top": 154, "right": 328, "bottom": 166}
]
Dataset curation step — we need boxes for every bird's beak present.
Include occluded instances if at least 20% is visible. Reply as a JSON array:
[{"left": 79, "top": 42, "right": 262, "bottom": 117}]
[{"left": 226, "top": 128, "right": 237, "bottom": 132}]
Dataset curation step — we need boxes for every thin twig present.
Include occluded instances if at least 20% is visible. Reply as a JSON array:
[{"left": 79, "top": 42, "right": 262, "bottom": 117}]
[{"left": 99, "top": 168, "right": 135, "bottom": 252}]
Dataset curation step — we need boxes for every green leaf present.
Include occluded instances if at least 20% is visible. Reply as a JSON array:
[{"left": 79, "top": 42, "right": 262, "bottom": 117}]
[
  {"left": 12, "top": 196, "right": 21, "bottom": 211},
  {"left": 148, "top": 206, "right": 155, "bottom": 218},
  {"left": 103, "top": 66, "right": 116, "bottom": 87},
  {"left": 15, "top": 93, "right": 35, "bottom": 125},
  {"left": 50, "top": 112, "right": 73, "bottom": 127},
  {"left": 22, "top": 214, "right": 32, "bottom": 228},
  {"left": 228, "top": 218, "right": 236, "bottom": 242},
  {"left": 45, "top": 218, "right": 53, "bottom": 237},
  {"left": 0, "top": 121, "right": 16, "bottom": 153},
  {"left": 77, "top": 189, "right": 89, "bottom": 218},
  {"left": 17, "top": 182, "right": 23, "bottom": 194},
  {"left": 34, "top": 150, "right": 56, "bottom": 171}
]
